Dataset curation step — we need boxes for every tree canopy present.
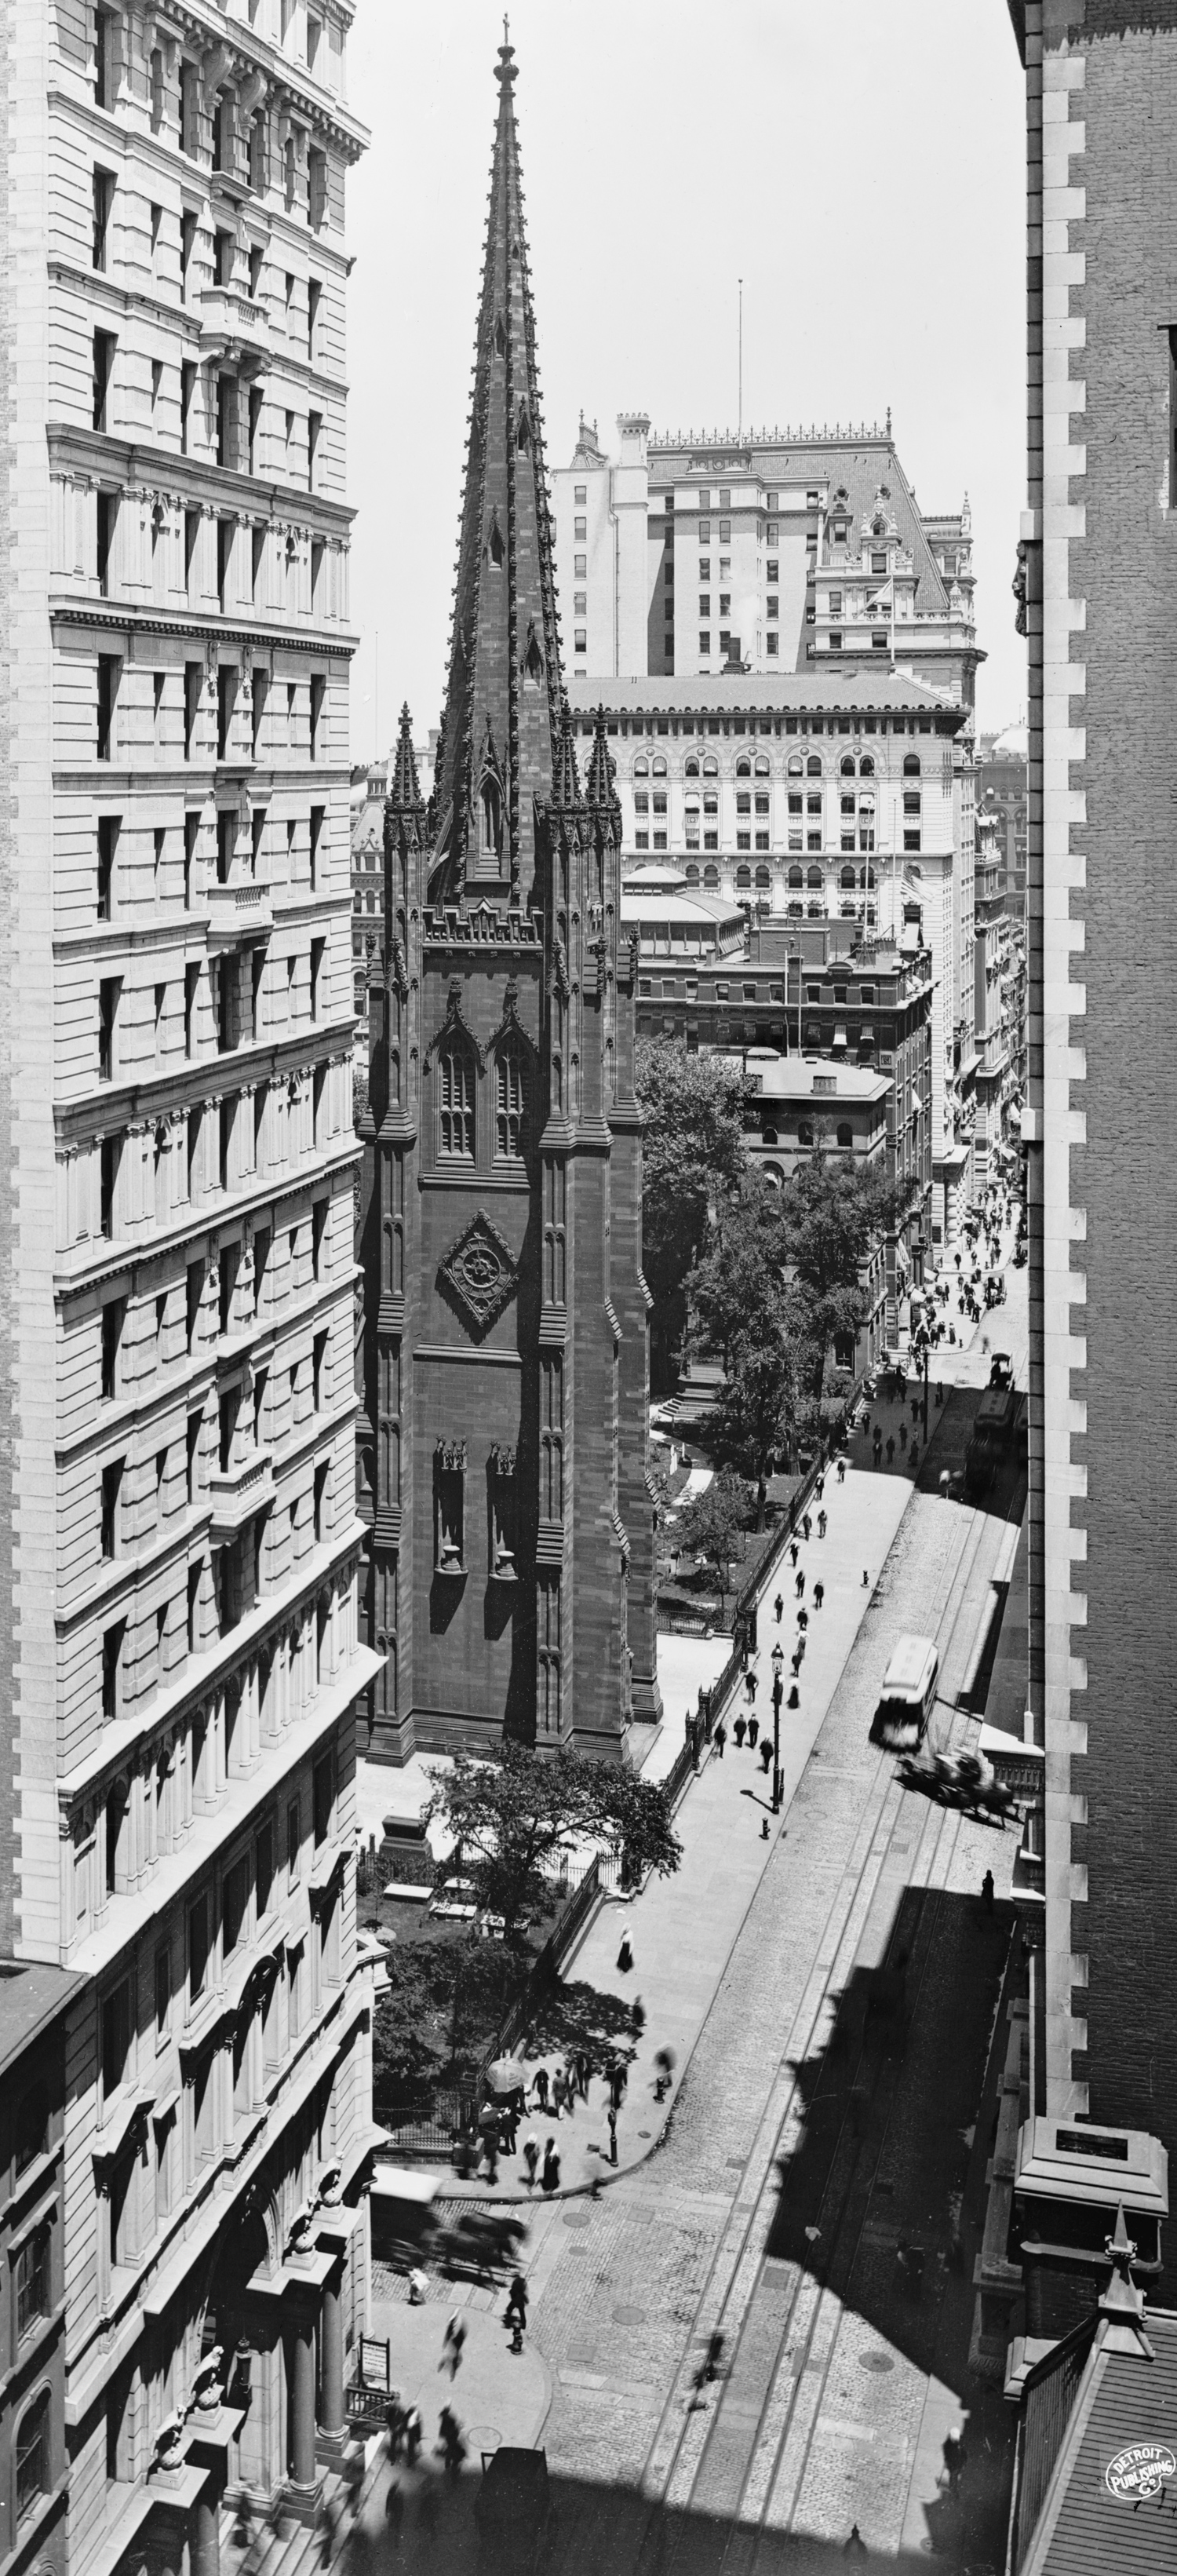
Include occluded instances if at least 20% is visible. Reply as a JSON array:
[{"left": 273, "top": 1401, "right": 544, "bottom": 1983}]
[
  {"left": 676, "top": 1469, "right": 753, "bottom": 1586},
  {"left": 425, "top": 1742, "right": 682, "bottom": 1939},
  {"left": 635, "top": 1041, "right": 747, "bottom": 1385}
]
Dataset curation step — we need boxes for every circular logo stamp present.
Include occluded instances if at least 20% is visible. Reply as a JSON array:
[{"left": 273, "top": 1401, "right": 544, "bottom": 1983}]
[{"left": 1104, "top": 2442, "right": 1176, "bottom": 2501}]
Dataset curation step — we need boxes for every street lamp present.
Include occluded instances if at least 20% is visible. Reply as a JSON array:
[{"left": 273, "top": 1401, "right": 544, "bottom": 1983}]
[{"left": 771, "top": 1641, "right": 785, "bottom": 1815}]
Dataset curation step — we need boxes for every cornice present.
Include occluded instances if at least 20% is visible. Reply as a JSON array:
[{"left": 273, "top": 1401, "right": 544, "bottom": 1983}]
[{"left": 48, "top": 424, "right": 358, "bottom": 535}]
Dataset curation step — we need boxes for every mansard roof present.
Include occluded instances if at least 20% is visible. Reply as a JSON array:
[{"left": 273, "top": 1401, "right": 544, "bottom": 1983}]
[{"left": 428, "top": 38, "right": 563, "bottom": 894}]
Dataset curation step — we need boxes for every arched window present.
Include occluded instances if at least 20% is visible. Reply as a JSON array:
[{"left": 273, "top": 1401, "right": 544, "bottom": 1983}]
[
  {"left": 763, "top": 1162, "right": 784, "bottom": 1188},
  {"left": 787, "top": 753, "right": 803, "bottom": 776},
  {"left": 806, "top": 755, "right": 822, "bottom": 778},
  {"left": 788, "top": 864, "right": 803, "bottom": 888},
  {"left": 703, "top": 865, "right": 720, "bottom": 888},
  {"left": 755, "top": 866, "right": 771, "bottom": 888},
  {"left": 735, "top": 865, "right": 752, "bottom": 889},
  {"left": 797, "top": 1120, "right": 814, "bottom": 1146},
  {"left": 903, "top": 753, "right": 921, "bottom": 778},
  {"left": 840, "top": 755, "right": 855, "bottom": 777},
  {"left": 735, "top": 757, "right": 751, "bottom": 778},
  {"left": 494, "top": 1037, "right": 528, "bottom": 1160},
  {"left": 762, "top": 1125, "right": 778, "bottom": 1147},
  {"left": 353, "top": 974, "right": 366, "bottom": 1016},
  {"left": 684, "top": 757, "right": 700, "bottom": 778},
  {"left": 437, "top": 1038, "right": 475, "bottom": 1162},
  {"left": 479, "top": 773, "right": 503, "bottom": 864},
  {"left": 754, "top": 755, "right": 770, "bottom": 777},
  {"left": 684, "top": 864, "right": 700, "bottom": 887},
  {"left": 16, "top": 2392, "right": 49, "bottom": 2523},
  {"left": 840, "top": 865, "right": 856, "bottom": 888},
  {"left": 836, "top": 1122, "right": 853, "bottom": 1148},
  {"left": 702, "top": 755, "right": 719, "bottom": 776},
  {"left": 652, "top": 755, "right": 667, "bottom": 777},
  {"left": 807, "top": 866, "right": 823, "bottom": 888},
  {"left": 633, "top": 757, "right": 649, "bottom": 779},
  {"left": 859, "top": 754, "right": 875, "bottom": 777}
]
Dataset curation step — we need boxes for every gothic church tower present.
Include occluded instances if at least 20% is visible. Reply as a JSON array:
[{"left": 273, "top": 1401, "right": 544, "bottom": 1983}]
[{"left": 359, "top": 39, "right": 659, "bottom": 1763}]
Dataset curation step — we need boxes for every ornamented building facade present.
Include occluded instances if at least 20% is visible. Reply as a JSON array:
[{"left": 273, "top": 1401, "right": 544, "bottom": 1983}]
[
  {"left": 358, "top": 42, "right": 658, "bottom": 1769},
  {"left": 1, "top": 4, "right": 381, "bottom": 2571}
]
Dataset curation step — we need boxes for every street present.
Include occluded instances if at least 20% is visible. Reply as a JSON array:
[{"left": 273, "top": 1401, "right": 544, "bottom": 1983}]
[{"left": 355, "top": 1256, "right": 1029, "bottom": 2572}]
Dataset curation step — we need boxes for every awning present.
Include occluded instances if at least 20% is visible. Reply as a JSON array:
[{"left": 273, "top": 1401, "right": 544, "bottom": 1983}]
[{"left": 833, "top": 1023, "right": 847, "bottom": 1049}]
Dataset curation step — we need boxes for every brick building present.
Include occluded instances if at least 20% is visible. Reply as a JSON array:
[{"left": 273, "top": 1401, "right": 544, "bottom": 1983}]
[
  {"left": 1008, "top": 0, "right": 1175, "bottom": 2294},
  {"left": 0, "top": 5, "right": 382, "bottom": 2571},
  {"left": 358, "top": 38, "right": 658, "bottom": 1766},
  {"left": 574, "top": 674, "right": 971, "bottom": 1251}
]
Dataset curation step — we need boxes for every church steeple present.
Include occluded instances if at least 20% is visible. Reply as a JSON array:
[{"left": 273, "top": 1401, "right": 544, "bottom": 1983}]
[{"left": 430, "top": 37, "right": 563, "bottom": 900}]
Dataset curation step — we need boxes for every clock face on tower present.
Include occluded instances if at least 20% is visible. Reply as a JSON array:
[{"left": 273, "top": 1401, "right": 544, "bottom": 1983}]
[{"left": 438, "top": 1210, "right": 519, "bottom": 1337}]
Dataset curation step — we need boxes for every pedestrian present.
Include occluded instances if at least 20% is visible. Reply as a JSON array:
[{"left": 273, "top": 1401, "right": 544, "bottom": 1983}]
[
  {"left": 714, "top": 1720, "right": 726, "bottom": 1759},
  {"left": 796, "top": 1607, "right": 808, "bottom": 1632},
  {"left": 607, "top": 2105, "right": 618, "bottom": 2165},
  {"left": 437, "top": 2404, "right": 466, "bottom": 2478},
  {"left": 501, "top": 2098, "right": 519, "bottom": 2153},
  {"left": 885, "top": 1436, "right": 895, "bottom": 1465},
  {"left": 745, "top": 1670, "right": 756, "bottom": 1703},
  {"left": 813, "top": 1580, "right": 824, "bottom": 1611},
  {"left": 815, "top": 1507, "right": 826, "bottom": 1540},
  {"left": 550, "top": 2067, "right": 565, "bottom": 2120},
  {"left": 981, "top": 1866, "right": 995, "bottom": 1914},
  {"left": 942, "top": 2426, "right": 967, "bottom": 2494},
  {"left": 533, "top": 2064, "right": 549, "bottom": 2113},
  {"left": 617, "top": 1924, "right": 634, "bottom": 1973},
  {"left": 843, "top": 2524, "right": 869, "bottom": 2561},
  {"left": 439, "top": 2313, "right": 466, "bottom": 2379},
  {"left": 802, "top": 1512, "right": 811, "bottom": 1542},
  {"left": 938, "top": 1468, "right": 951, "bottom": 1499},
  {"left": 795, "top": 1569, "right": 805, "bottom": 1600},
  {"left": 654, "top": 2045, "right": 676, "bottom": 2101},
  {"left": 935, "top": 1381, "right": 944, "bottom": 1407},
  {"left": 836, "top": 1456, "right": 846, "bottom": 1484},
  {"left": 789, "top": 1540, "right": 800, "bottom": 1567},
  {"left": 384, "top": 2480, "right": 404, "bottom": 2552},
  {"left": 522, "top": 2129, "right": 539, "bottom": 2188},
  {"left": 505, "top": 2274, "right": 528, "bottom": 2330},
  {"left": 909, "top": 1443, "right": 919, "bottom": 1474},
  {"left": 872, "top": 1431, "right": 883, "bottom": 1465},
  {"left": 790, "top": 1647, "right": 802, "bottom": 1679},
  {"left": 760, "top": 1737, "right": 773, "bottom": 1775},
  {"left": 631, "top": 1993, "right": 646, "bottom": 2036},
  {"left": 774, "top": 1591, "right": 784, "bottom": 1623},
  {"left": 403, "top": 2403, "right": 422, "bottom": 2466},
  {"left": 407, "top": 2264, "right": 429, "bottom": 2305},
  {"left": 898, "top": 1421, "right": 907, "bottom": 1451},
  {"left": 609, "top": 2060, "right": 626, "bottom": 2109},
  {"left": 733, "top": 1713, "right": 746, "bottom": 1750},
  {"left": 954, "top": 1252, "right": 961, "bottom": 1272},
  {"left": 748, "top": 1715, "right": 759, "bottom": 1747},
  {"left": 911, "top": 1397, "right": 920, "bottom": 1425},
  {"left": 541, "top": 2137, "right": 561, "bottom": 2194},
  {"left": 484, "top": 2130, "right": 499, "bottom": 2184},
  {"left": 816, "top": 1472, "right": 825, "bottom": 1502},
  {"left": 385, "top": 2392, "right": 405, "bottom": 2457}
]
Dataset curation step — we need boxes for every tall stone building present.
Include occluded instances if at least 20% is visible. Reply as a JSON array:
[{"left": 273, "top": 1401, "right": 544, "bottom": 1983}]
[
  {"left": 1008, "top": 0, "right": 1175, "bottom": 2289},
  {"left": 1, "top": 2, "right": 381, "bottom": 2568},
  {"left": 359, "top": 38, "right": 658, "bottom": 1766}
]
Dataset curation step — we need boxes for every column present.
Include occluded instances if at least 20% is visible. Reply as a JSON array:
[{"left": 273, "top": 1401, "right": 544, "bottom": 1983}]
[
  {"left": 319, "top": 2260, "right": 344, "bottom": 2439},
  {"left": 191, "top": 2479, "right": 220, "bottom": 2576},
  {"left": 288, "top": 2308, "right": 317, "bottom": 2487}
]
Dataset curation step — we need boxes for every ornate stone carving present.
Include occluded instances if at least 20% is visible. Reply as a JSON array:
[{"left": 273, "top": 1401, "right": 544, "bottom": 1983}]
[
  {"left": 438, "top": 1211, "right": 518, "bottom": 1337},
  {"left": 489, "top": 1443, "right": 516, "bottom": 1477}
]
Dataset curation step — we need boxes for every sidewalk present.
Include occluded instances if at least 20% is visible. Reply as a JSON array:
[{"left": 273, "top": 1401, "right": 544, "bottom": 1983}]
[
  {"left": 434, "top": 1463, "right": 913, "bottom": 2202},
  {"left": 351, "top": 2299, "right": 550, "bottom": 2549}
]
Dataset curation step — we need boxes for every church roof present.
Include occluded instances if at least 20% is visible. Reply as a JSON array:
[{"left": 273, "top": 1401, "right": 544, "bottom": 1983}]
[
  {"left": 567, "top": 672, "right": 963, "bottom": 721},
  {"left": 428, "top": 37, "right": 564, "bottom": 894}
]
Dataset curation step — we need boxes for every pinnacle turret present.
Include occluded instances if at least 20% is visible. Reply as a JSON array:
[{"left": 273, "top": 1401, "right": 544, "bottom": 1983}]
[
  {"left": 585, "top": 704, "right": 617, "bottom": 809},
  {"left": 428, "top": 38, "right": 562, "bottom": 899},
  {"left": 388, "top": 702, "right": 425, "bottom": 814}
]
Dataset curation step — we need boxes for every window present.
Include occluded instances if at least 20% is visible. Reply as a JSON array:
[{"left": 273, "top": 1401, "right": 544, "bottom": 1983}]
[
  {"left": 574, "top": 630, "right": 586, "bottom": 656},
  {"left": 93, "top": 166, "right": 115, "bottom": 271},
  {"left": 438, "top": 1038, "right": 474, "bottom": 1161},
  {"left": 574, "top": 516, "right": 586, "bottom": 541},
  {"left": 574, "top": 553, "right": 586, "bottom": 578},
  {"left": 309, "top": 672, "right": 326, "bottom": 760},
  {"left": 698, "top": 632, "right": 710, "bottom": 656},
  {"left": 16, "top": 2224, "right": 50, "bottom": 2341},
  {"left": 308, "top": 146, "right": 326, "bottom": 228},
  {"left": 308, "top": 408, "right": 322, "bottom": 492},
  {"left": 101, "top": 1977, "right": 131, "bottom": 2096},
  {"left": 495, "top": 1038, "right": 527, "bottom": 1159},
  {"left": 904, "top": 830, "right": 922, "bottom": 852},
  {"left": 698, "top": 594, "right": 710, "bottom": 617},
  {"left": 16, "top": 2394, "right": 49, "bottom": 2524},
  {"left": 903, "top": 790, "right": 922, "bottom": 815},
  {"left": 100, "top": 1458, "right": 122, "bottom": 1560},
  {"left": 222, "top": 1855, "right": 248, "bottom": 1954},
  {"left": 188, "top": 1893, "right": 209, "bottom": 2001},
  {"left": 903, "top": 753, "right": 921, "bottom": 778}
]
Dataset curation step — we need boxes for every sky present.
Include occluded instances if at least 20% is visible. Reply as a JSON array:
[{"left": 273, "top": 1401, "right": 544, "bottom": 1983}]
[{"left": 344, "top": 0, "right": 1027, "bottom": 766}]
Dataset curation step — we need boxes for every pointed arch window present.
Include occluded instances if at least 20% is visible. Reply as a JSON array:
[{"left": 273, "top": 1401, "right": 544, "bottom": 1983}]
[
  {"left": 437, "top": 1036, "right": 476, "bottom": 1162},
  {"left": 494, "top": 1034, "right": 529, "bottom": 1162},
  {"left": 479, "top": 773, "right": 503, "bottom": 866}
]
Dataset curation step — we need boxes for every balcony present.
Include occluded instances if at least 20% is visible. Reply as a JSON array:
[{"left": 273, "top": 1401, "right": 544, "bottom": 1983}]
[
  {"left": 209, "top": 1446, "right": 274, "bottom": 1539},
  {"left": 207, "top": 874, "right": 272, "bottom": 947},
  {"left": 200, "top": 285, "right": 270, "bottom": 377}
]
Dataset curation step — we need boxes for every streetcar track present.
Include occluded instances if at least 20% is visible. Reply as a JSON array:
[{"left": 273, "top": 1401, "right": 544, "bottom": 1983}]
[{"left": 636, "top": 1470, "right": 1020, "bottom": 2563}]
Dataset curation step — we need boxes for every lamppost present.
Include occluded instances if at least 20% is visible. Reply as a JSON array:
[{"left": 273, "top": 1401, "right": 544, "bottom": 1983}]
[{"left": 771, "top": 1641, "right": 785, "bottom": 1815}]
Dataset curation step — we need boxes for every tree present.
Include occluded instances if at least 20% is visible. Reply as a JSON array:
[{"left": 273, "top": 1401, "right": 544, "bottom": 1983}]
[
  {"left": 635, "top": 1041, "right": 747, "bottom": 1387},
  {"left": 676, "top": 1469, "right": 753, "bottom": 1589},
  {"left": 689, "top": 1182, "right": 810, "bottom": 1521},
  {"left": 780, "top": 1152, "right": 919, "bottom": 1410},
  {"left": 425, "top": 1743, "right": 682, "bottom": 1941}
]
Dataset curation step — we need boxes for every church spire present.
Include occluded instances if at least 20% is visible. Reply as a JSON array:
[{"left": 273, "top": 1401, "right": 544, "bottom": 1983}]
[{"left": 430, "top": 37, "right": 563, "bottom": 900}]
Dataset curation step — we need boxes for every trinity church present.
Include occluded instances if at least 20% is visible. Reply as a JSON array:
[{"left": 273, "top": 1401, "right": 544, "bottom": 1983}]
[{"left": 357, "top": 38, "right": 659, "bottom": 1764}]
